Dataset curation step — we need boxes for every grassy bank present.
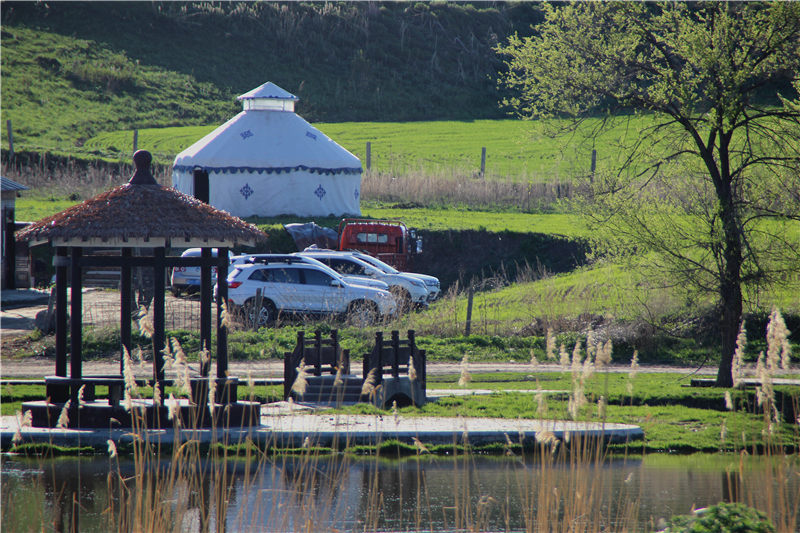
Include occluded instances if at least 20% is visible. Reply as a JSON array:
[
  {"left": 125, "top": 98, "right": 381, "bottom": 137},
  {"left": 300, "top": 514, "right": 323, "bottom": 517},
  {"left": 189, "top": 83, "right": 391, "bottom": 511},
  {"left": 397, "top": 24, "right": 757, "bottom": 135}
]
[{"left": 4, "top": 370, "right": 798, "bottom": 454}]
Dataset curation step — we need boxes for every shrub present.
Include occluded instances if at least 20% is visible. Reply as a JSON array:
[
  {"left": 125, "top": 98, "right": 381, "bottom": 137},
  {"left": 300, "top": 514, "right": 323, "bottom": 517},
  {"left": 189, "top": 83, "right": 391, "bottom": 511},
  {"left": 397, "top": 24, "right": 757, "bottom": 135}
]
[{"left": 662, "top": 503, "right": 776, "bottom": 533}]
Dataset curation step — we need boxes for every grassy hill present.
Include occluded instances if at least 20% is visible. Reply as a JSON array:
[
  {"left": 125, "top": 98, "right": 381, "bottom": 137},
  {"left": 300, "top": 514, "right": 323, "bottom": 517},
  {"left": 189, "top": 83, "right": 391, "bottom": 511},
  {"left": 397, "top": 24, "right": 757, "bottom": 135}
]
[{"left": 1, "top": 1, "right": 542, "bottom": 156}]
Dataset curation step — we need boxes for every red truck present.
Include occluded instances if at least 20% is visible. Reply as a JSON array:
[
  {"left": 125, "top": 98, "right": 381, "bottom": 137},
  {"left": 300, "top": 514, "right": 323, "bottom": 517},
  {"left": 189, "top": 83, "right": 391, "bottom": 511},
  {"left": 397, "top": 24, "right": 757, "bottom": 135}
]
[{"left": 337, "top": 219, "right": 421, "bottom": 271}]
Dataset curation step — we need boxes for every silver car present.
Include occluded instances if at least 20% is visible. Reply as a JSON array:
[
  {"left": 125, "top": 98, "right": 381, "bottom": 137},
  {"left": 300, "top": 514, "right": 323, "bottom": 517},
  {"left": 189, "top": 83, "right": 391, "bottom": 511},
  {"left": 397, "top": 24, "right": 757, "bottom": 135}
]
[{"left": 170, "top": 248, "right": 233, "bottom": 296}]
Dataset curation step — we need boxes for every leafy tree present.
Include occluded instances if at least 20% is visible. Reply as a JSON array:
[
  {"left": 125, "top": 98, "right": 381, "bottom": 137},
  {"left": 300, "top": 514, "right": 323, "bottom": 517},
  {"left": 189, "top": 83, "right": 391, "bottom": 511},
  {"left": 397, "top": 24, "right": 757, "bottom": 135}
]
[{"left": 498, "top": 2, "right": 800, "bottom": 386}]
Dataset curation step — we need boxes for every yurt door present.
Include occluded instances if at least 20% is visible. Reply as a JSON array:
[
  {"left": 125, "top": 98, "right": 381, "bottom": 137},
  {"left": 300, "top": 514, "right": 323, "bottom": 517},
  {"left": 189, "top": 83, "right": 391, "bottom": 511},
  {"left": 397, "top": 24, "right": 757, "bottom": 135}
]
[{"left": 193, "top": 169, "right": 209, "bottom": 204}]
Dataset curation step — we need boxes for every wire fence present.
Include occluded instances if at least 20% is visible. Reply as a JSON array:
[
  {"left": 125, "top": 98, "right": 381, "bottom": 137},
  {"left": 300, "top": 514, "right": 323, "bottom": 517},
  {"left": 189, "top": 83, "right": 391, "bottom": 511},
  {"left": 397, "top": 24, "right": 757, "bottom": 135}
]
[{"left": 82, "top": 298, "right": 210, "bottom": 332}]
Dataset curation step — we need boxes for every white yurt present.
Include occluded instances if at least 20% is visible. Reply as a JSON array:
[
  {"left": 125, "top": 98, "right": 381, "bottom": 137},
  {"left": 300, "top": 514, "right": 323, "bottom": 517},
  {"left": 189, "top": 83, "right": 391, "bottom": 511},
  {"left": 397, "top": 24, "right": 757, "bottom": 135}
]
[{"left": 172, "top": 82, "right": 362, "bottom": 218}]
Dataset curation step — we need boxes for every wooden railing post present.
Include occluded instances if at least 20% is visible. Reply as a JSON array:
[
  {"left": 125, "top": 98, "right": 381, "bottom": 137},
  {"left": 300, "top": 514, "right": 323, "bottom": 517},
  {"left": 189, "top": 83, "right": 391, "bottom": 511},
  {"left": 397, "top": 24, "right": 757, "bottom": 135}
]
[
  {"left": 331, "top": 329, "right": 340, "bottom": 374},
  {"left": 375, "top": 331, "right": 384, "bottom": 385},
  {"left": 314, "top": 330, "right": 322, "bottom": 376},
  {"left": 391, "top": 330, "right": 400, "bottom": 378}
]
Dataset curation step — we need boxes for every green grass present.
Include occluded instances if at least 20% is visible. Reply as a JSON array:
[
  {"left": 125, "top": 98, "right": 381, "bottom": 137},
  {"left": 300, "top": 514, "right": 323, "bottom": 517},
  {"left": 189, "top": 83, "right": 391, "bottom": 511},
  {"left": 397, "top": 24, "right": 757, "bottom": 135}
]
[
  {"left": 1, "top": 2, "right": 541, "bottom": 156},
  {"left": 5, "top": 372, "right": 798, "bottom": 453},
  {"left": 335, "top": 371, "right": 800, "bottom": 453},
  {"left": 14, "top": 196, "right": 589, "bottom": 239},
  {"left": 88, "top": 116, "right": 652, "bottom": 181}
]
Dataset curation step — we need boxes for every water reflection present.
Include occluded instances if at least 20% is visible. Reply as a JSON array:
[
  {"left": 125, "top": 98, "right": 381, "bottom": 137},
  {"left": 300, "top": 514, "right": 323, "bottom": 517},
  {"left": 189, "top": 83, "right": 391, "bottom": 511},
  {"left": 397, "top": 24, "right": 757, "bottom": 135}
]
[{"left": 2, "top": 453, "right": 797, "bottom": 532}]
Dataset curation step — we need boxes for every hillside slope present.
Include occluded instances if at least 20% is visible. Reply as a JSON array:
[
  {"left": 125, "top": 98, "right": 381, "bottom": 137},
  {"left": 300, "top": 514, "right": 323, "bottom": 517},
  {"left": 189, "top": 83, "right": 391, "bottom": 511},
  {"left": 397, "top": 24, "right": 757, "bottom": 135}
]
[{"left": 1, "top": 1, "right": 541, "bottom": 155}]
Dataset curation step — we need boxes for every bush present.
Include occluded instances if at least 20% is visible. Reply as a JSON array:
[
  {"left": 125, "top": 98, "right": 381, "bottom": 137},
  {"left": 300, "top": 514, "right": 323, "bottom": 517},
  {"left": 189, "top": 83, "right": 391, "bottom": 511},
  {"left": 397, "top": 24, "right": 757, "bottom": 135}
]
[{"left": 662, "top": 503, "right": 776, "bottom": 533}]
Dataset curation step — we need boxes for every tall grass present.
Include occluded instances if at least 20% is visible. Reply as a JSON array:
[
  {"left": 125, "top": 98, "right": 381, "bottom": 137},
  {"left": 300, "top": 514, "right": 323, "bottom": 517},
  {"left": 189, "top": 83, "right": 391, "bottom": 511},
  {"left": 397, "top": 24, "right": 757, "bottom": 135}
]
[{"left": 362, "top": 169, "right": 576, "bottom": 212}]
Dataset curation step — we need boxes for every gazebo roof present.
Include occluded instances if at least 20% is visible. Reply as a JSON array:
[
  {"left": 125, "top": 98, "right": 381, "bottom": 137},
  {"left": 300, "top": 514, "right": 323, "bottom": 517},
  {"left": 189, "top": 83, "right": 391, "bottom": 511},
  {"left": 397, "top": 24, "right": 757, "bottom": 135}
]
[
  {"left": 17, "top": 151, "right": 267, "bottom": 248},
  {"left": 1, "top": 176, "right": 29, "bottom": 192}
]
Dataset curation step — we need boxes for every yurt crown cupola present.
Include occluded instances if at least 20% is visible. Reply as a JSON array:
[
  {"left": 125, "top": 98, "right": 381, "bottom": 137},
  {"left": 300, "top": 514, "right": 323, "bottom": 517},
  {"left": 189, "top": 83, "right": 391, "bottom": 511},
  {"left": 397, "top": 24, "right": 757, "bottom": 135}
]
[{"left": 237, "top": 81, "right": 299, "bottom": 112}]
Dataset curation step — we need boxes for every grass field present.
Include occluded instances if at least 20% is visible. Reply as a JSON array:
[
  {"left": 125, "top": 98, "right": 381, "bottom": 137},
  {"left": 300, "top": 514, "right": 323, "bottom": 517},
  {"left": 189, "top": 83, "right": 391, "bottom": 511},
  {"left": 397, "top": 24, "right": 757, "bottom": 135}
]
[
  {"left": 14, "top": 195, "right": 588, "bottom": 238},
  {"left": 87, "top": 116, "right": 654, "bottom": 181}
]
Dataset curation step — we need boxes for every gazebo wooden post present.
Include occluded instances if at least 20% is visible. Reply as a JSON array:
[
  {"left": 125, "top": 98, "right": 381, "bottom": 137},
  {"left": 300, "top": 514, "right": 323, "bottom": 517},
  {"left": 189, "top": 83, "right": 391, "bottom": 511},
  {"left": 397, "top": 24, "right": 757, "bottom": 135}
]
[
  {"left": 200, "top": 247, "right": 213, "bottom": 377},
  {"left": 54, "top": 247, "right": 69, "bottom": 377},
  {"left": 152, "top": 247, "right": 166, "bottom": 384},
  {"left": 120, "top": 248, "right": 132, "bottom": 373},
  {"left": 216, "top": 247, "right": 229, "bottom": 379},
  {"left": 69, "top": 247, "right": 83, "bottom": 382}
]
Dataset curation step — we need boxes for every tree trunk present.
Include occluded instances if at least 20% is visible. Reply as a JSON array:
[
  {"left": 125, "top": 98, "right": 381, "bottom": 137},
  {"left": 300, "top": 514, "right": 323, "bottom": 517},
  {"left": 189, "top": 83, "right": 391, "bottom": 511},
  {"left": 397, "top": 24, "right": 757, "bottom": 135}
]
[
  {"left": 715, "top": 178, "right": 744, "bottom": 387},
  {"left": 716, "top": 272, "right": 742, "bottom": 387}
]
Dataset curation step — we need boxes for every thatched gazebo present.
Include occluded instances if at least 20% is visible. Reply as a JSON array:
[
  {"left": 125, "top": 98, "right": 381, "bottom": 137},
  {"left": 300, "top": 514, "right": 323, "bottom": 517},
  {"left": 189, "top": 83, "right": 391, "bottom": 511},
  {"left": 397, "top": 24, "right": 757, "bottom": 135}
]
[{"left": 16, "top": 150, "right": 267, "bottom": 428}]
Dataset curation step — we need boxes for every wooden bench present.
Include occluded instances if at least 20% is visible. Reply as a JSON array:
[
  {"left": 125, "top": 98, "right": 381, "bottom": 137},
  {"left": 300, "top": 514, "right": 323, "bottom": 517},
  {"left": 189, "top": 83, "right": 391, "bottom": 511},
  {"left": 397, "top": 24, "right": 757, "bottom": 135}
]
[
  {"left": 45, "top": 375, "right": 169, "bottom": 407},
  {"left": 362, "top": 330, "right": 426, "bottom": 390},
  {"left": 283, "top": 330, "right": 350, "bottom": 399}
]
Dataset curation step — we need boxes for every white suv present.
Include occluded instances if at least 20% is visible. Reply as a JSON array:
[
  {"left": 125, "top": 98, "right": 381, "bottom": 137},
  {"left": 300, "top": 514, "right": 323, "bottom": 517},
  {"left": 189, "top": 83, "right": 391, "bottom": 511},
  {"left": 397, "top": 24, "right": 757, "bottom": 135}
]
[
  {"left": 296, "top": 250, "right": 430, "bottom": 311},
  {"left": 231, "top": 254, "right": 389, "bottom": 291},
  {"left": 349, "top": 251, "right": 441, "bottom": 301},
  {"left": 225, "top": 258, "right": 396, "bottom": 327}
]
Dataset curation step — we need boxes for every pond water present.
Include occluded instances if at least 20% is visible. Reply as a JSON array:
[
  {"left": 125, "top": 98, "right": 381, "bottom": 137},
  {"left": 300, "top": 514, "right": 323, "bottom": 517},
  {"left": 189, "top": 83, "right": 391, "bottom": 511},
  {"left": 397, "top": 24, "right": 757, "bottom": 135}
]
[{"left": 2, "top": 452, "right": 798, "bottom": 532}]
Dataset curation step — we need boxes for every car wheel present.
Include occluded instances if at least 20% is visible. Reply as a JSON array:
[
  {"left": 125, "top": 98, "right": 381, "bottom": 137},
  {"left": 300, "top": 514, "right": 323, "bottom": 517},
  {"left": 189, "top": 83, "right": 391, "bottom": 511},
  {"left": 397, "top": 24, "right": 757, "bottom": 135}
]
[
  {"left": 347, "top": 300, "right": 378, "bottom": 327},
  {"left": 389, "top": 286, "right": 412, "bottom": 314},
  {"left": 171, "top": 287, "right": 183, "bottom": 297},
  {"left": 245, "top": 298, "right": 277, "bottom": 327}
]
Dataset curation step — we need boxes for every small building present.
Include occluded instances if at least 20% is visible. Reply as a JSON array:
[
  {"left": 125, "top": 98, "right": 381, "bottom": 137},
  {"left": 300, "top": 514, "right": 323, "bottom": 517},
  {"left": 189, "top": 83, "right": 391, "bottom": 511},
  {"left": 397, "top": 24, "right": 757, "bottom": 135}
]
[
  {"left": 1, "top": 175, "right": 29, "bottom": 289},
  {"left": 172, "top": 82, "right": 362, "bottom": 218}
]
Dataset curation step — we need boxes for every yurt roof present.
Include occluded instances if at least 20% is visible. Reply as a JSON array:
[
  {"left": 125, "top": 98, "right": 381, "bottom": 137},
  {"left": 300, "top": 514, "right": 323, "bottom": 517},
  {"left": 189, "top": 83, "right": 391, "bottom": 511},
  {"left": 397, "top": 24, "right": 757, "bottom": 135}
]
[
  {"left": 237, "top": 81, "right": 299, "bottom": 101},
  {"left": 17, "top": 151, "right": 267, "bottom": 248},
  {"left": 173, "top": 82, "right": 361, "bottom": 176}
]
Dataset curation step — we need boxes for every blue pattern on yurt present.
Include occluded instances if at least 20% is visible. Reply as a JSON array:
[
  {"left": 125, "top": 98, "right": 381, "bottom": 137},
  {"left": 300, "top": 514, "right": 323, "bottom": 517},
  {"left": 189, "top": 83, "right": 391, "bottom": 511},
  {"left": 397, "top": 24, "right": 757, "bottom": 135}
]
[
  {"left": 240, "top": 183, "right": 254, "bottom": 199},
  {"left": 173, "top": 164, "right": 362, "bottom": 176},
  {"left": 314, "top": 185, "right": 326, "bottom": 200},
  {"left": 240, "top": 130, "right": 254, "bottom": 140}
]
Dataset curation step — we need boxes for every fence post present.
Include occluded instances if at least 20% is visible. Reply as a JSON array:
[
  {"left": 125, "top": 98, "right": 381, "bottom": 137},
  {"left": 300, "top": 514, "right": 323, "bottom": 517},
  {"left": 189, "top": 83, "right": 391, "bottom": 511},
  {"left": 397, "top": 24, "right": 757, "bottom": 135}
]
[
  {"left": 6, "top": 120, "right": 14, "bottom": 159},
  {"left": 465, "top": 287, "right": 474, "bottom": 336},
  {"left": 480, "top": 147, "right": 486, "bottom": 179},
  {"left": 590, "top": 149, "right": 596, "bottom": 183},
  {"left": 133, "top": 129, "right": 139, "bottom": 153},
  {"left": 366, "top": 141, "right": 371, "bottom": 171}
]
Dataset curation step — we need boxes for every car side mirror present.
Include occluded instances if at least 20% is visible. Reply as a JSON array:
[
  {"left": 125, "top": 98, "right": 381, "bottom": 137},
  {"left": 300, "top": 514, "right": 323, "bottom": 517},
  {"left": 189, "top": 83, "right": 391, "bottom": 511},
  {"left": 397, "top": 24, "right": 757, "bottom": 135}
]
[{"left": 330, "top": 279, "right": 343, "bottom": 288}]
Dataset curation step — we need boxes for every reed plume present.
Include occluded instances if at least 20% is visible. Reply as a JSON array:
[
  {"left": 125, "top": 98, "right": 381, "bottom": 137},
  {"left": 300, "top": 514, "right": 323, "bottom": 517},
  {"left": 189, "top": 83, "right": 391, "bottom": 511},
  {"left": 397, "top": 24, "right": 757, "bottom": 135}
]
[
  {"left": 107, "top": 439, "right": 118, "bottom": 458},
  {"left": 291, "top": 359, "right": 309, "bottom": 398},
  {"left": 361, "top": 368, "right": 378, "bottom": 398},
  {"left": 732, "top": 320, "right": 747, "bottom": 387},
  {"left": 56, "top": 400, "right": 71, "bottom": 429},
  {"left": 545, "top": 327, "right": 556, "bottom": 360},
  {"left": 458, "top": 353, "right": 471, "bottom": 387}
]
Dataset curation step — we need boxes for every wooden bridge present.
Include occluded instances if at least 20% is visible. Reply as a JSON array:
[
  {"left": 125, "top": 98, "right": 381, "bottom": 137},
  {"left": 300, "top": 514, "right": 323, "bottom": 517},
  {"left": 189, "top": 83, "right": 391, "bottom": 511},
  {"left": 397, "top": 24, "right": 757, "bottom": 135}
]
[{"left": 284, "top": 329, "right": 427, "bottom": 408}]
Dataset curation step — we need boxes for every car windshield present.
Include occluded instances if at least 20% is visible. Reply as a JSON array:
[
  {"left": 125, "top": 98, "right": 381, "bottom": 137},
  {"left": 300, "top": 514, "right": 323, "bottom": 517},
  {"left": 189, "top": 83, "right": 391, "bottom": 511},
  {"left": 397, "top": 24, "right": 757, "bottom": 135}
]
[{"left": 355, "top": 254, "right": 399, "bottom": 274}]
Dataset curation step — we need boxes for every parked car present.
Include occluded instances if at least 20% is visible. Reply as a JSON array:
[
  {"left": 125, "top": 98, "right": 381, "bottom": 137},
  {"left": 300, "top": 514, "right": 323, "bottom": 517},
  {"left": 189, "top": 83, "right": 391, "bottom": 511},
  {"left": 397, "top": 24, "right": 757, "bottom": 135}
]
[
  {"left": 170, "top": 248, "right": 233, "bottom": 296},
  {"left": 348, "top": 251, "right": 441, "bottom": 301},
  {"left": 230, "top": 254, "right": 390, "bottom": 290},
  {"left": 225, "top": 257, "right": 397, "bottom": 327},
  {"left": 296, "top": 249, "right": 430, "bottom": 311}
]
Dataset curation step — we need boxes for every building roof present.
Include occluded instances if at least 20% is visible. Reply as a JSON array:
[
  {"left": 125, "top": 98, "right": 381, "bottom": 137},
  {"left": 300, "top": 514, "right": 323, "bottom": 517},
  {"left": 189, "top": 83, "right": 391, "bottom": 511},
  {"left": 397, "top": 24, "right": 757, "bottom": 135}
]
[
  {"left": 237, "top": 81, "right": 299, "bottom": 101},
  {"left": 1, "top": 176, "right": 29, "bottom": 192},
  {"left": 16, "top": 151, "right": 267, "bottom": 248}
]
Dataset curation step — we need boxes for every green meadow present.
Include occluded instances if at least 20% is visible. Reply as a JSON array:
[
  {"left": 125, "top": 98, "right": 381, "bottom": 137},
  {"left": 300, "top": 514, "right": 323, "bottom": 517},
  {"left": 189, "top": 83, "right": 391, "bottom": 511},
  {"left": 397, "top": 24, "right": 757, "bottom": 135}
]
[{"left": 88, "top": 116, "right": 652, "bottom": 181}]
